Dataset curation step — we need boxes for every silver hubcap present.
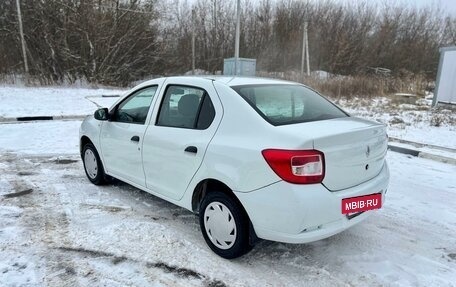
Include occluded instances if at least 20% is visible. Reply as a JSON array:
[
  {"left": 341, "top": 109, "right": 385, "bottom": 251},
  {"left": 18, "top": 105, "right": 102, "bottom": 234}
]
[
  {"left": 204, "top": 202, "right": 237, "bottom": 250},
  {"left": 84, "top": 149, "right": 98, "bottom": 179}
]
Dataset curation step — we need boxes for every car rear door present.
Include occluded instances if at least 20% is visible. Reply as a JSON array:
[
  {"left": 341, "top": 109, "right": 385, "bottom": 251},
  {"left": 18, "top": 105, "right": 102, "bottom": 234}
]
[
  {"left": 142, "top": 78, "right": 222, "bottom": 200},
  {"left": 100, "top": 80, "right": 163, "bottom": 186}
]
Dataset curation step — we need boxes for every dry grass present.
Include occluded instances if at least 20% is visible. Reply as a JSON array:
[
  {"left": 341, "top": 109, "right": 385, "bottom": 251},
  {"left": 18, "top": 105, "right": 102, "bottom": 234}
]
[{"left": 257, "top": 71, "right": 430, "bottom": 99}]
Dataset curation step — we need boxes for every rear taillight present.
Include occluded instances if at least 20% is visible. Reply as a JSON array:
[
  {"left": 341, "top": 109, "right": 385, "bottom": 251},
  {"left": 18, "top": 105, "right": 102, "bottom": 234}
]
[{"left": 262, "top": 149, "right": 325, "bottom": 184}]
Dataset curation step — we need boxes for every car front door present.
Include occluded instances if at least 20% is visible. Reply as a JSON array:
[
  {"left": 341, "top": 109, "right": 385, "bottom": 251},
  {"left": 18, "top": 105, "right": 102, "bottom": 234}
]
[
  {"left": 142, "top": 78, "right": 222, "bottom": 200},
  {"left": 100, "top": 84, "right": 159, "bottom": 186}
]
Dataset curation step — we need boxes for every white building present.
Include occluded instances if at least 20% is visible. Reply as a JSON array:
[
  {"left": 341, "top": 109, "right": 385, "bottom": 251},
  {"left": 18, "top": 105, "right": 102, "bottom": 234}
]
[{"left": 433, "top": 46, "right": 456, "bottom": 106}]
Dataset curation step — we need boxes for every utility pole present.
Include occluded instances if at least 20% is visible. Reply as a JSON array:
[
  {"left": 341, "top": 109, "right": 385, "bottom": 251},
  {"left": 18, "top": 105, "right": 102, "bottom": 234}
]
[
  {"left": 213, "top": 0, "right": 217, "bottom": 61},
  {"left": 305, "top": 20, "right": 310, "bottom": 76},
  {"left": 301, "top": 20, "right": 310, "bottom": 76},
  {"left": 234, "top": 0, "right": 240, "bottom": 76},
  {"left": 192, "top": 8, "right": 196, "bottom": 75},
  {"left": 16, "top": 0, "right": 29, "bottom": 75}
]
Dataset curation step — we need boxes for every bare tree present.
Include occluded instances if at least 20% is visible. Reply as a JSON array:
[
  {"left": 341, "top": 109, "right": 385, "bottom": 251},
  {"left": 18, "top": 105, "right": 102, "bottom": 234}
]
[{"left": 0, "top": 0, "right": 452, "bottom": 85}]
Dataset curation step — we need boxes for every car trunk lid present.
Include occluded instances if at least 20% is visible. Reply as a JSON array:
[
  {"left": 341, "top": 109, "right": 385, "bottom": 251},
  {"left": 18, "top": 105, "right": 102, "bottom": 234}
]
[{"left": 278, "top": 117, "right": 388, "bottom": 191}]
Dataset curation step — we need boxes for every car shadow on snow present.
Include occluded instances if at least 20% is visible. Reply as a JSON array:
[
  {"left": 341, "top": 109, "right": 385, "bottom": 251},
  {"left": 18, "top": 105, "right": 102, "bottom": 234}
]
[{"left": 107, "top": 176, "right": 375, "bottom": 266}]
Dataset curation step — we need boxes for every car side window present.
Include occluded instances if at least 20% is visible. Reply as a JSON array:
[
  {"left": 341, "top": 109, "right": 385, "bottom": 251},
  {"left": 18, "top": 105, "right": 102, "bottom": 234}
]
[
  {"left": 196, "top": 94, "right": 216, "bottom": 129},
  {"left": 113, "top": 86, "right": 158, "bottom": 124},
  {"left": 157, "top": 85, "right": 215, "bottom": 129}
]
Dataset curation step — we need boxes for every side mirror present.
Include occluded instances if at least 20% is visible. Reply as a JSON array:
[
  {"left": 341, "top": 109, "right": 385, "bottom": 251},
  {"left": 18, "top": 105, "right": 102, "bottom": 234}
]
[{"left": 94, "top": 108, "right": 109, "bottom": 121}]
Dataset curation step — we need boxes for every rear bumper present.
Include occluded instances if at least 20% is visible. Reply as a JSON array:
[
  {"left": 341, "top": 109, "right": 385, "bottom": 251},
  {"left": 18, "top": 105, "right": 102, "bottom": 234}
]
[{"left": 235, "top": 162, "right": 389, "bottom": 244}]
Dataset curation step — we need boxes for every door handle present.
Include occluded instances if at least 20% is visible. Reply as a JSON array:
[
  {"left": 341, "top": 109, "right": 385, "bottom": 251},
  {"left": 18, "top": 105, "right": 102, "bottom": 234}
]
[
  {"left": 131, "top": 136, "right": 140, "bottom": 142},
  {"left": 184, "top": 146, "right": 198, "bottom": 154}
]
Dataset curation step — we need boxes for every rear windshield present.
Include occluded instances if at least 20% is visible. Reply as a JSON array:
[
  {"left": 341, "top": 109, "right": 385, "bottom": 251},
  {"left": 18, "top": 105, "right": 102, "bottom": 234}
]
[{"left": 232, "top": 84, "right": 348, "bottom": 126}]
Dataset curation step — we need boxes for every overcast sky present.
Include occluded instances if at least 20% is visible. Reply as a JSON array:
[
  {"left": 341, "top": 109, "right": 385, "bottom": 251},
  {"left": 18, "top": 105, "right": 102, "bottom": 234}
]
[
  {"left": 397, "top": 0, "right": 454, "bottom": 14},
  {"left": 334, "top": 0, "right": 456, "bottom": 15},
  {"left": 407, "top": 0, "right": 456, "bottom": 14}
]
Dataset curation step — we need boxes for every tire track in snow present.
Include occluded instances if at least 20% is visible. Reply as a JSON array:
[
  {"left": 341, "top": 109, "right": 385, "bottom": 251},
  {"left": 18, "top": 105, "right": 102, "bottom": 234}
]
[
  {"left": 1, "top": 153, "right": 229, "bottom": 287},
  {"left": 53, "top": 246, "right": 228, "bottom": 286}
]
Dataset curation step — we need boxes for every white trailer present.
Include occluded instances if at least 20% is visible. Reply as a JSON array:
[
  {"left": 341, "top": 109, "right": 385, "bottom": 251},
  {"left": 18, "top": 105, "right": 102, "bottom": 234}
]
[{"left": 433, "top": 46, "right": 456, "bottom": 106}]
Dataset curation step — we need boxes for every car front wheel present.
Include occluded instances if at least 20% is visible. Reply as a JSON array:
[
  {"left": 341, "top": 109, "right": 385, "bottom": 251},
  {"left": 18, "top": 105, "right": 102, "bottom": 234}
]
[
  {"left": 199, "top": 191, "right": 252, "bottom": 259},
  {"left": 82, "top": 143, "right": 106, "bottom": 185}
]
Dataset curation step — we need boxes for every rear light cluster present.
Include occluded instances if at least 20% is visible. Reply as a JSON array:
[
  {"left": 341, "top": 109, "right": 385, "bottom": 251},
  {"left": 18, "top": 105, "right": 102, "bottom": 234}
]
[{"left": 262, "top": 149, "right": 325, "bottom": 184}]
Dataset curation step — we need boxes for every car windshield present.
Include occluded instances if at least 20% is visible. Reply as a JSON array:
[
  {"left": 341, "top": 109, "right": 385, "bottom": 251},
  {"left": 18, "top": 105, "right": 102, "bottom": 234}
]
[{"left": 232, "top": 84, "right": 348, "bottom": 126}]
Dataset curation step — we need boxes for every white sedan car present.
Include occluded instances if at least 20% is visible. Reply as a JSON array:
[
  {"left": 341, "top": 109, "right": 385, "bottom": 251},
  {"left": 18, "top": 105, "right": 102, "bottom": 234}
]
[{"left": 80, "top": 76, "right": 389, "bottom": 258}]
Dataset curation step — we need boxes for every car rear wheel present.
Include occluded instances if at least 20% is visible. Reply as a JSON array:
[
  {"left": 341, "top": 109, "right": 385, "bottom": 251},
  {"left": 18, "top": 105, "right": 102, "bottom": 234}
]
[
  {"left": 199, "top": 191, "right": 252, "bottom": 259},
  {"left": 82, "top": 143, "right": 107, "bottom": 185}
]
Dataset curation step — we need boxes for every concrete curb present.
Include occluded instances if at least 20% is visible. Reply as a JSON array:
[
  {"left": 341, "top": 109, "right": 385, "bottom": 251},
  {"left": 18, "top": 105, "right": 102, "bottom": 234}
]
[
  {"left": 388, "top": 144, "right": 456, "bottom": 165},
  {"left": 389, "top": 137, "right": 456, "bottom": 153},
  {"left": 0, "top": 115, "right": 86, "bottom": 124},
  {"left": 0, "top": 95, "right": 118, "bottom": 124},
  {"left": 415, "top": 152, "right": 456, "bottom": 165},
  {"left": 1, "top": 115, "right": 454, "bottom": 165},
  {"left": 387, "top": 145, "right": 419, "bottom": 156}
]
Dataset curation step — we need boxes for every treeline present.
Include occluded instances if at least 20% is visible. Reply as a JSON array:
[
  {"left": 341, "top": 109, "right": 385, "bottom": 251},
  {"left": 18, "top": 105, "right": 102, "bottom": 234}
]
[{"left": 0, "top": 0, "right": 455, "bottom": 86}]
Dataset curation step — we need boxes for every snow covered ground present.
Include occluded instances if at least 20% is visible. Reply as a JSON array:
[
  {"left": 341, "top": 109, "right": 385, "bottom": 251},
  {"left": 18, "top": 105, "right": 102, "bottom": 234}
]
[
  {"left": 0, "top": 86, "right": 455, "bottom": 286},
  {"left": 0, "top": 150, "right": 455, "bottom": 286},
  {"left": 336, "top": 96, "right": 456, "bottom": 149},
  {"left": 0, "top": 86, "right": 124, "bottom": 119},
  {"left": 0, "top": 121, "right": 81, "bottom": 155}
]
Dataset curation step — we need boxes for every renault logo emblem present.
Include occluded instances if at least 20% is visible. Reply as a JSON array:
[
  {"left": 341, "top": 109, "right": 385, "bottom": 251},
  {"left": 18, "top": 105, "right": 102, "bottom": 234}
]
[{"left": 366, "top": 145, "right": 371, "bottom": 157}]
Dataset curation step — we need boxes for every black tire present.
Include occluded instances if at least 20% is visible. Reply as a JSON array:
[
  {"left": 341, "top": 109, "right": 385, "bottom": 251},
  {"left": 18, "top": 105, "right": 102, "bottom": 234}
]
[
  {"left": 82, "top": 143, "right": 107, "bottom": 185},
  {"left": 199, "top": 191, "right": 253, "bottom": 259}
]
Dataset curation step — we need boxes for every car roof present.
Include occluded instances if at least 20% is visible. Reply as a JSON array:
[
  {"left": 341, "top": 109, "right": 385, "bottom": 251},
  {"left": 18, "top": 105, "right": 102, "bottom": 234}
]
[
  {"left": 139, "top": 76, "right": 297, "bottom": 87},
  {"left": 206, "top": 76, "right": 296, "bottom": 86}
]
